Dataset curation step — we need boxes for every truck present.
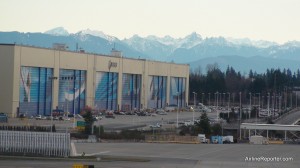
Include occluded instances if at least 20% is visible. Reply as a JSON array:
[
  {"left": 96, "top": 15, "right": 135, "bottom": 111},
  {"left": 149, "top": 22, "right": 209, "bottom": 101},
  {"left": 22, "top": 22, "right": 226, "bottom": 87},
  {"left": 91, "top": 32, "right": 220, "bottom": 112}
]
[
  {"left": 222, "top": 136, "right": 234, "bottom": 144},
  {"left": 149, "top": 123, "right": 161, "bottom": 128},
  {"left": 198, "top": 134, "right": 208, "bottom": 143}
]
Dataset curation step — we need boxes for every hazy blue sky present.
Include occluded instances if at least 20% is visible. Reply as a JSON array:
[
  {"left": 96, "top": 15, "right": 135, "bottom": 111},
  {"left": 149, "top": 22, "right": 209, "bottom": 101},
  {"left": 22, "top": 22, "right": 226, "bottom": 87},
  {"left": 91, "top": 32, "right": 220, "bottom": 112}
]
[{"left": 1, "top": 0, "right": 299, "bottom": 43}]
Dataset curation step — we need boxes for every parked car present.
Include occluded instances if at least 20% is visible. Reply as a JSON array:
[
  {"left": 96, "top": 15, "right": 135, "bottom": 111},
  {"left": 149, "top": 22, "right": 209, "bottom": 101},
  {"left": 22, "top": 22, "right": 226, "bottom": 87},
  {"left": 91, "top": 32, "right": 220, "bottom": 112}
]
[
  {"left": 19, "top": 113, "right": 26, "bottom": 119},
  {"left": 165, "top": 105, "right": 177, "bottom": 112},
  {"left": 93, "top": 115, "right": 102, "bottom": 121},
  {"left": 63, "top": 117, "right": 71, "bottom": 121},
  {"left": 35, "top": 115, "right": 41, "bottom": 120},
  {"left": 105, "top": 115, "right": 115, "bottom": 119},
  {"left": 149, "top": 123, "right": 162, "bottom": 128},
  {"left": 157, "top": 111, "right": 168, "bottom": 115},
  {"left": 137, "top": 112, "right": 147, "bottom": 116},
  {"left": 53, "top": 116, "right": 59, "bottom": 120},
  {"left": 46, "top": 116, "right": 53, "bottom": 120},
  {"left": 35, "top": 115, "right": 43, "bottom": 120},
  {"left": 124, "top": 111, "right": 133, "bottom": 115},
  {"left": 150, "top": 113, "right": 157, "bottom": 117}
]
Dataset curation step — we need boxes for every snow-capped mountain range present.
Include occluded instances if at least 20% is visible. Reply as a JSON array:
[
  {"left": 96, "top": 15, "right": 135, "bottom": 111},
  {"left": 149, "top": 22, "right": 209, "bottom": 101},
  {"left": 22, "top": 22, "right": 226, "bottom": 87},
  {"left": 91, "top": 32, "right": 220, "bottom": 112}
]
[
  {"left": 1, "top": 27, "right": 300, "bottom": 73},
  {"left": 44, "top": 27, "right": 69, "bottom": 36}
]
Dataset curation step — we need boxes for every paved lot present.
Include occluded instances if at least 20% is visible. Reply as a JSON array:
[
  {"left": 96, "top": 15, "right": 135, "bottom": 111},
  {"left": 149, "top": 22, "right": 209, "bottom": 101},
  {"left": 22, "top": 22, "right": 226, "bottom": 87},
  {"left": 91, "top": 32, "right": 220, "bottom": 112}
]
[
  {"left": 74, "top": 143, "right": 299, "bottom": 168},
  {"left": 1, "top": 143, "right": 299, "bottom": 168},
  {"left": 2, "top": 110, "right": 300, "bottom": 168},
  {"left": 2, "top": 111, "right": 218, "bottom": 131}
]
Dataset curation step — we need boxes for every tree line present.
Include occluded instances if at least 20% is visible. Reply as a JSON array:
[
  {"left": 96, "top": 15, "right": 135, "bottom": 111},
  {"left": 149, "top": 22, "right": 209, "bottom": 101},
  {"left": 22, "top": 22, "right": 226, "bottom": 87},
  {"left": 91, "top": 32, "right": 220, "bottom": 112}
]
[{"left": 189, "top": 63, "right": 300, "bottom": 105}]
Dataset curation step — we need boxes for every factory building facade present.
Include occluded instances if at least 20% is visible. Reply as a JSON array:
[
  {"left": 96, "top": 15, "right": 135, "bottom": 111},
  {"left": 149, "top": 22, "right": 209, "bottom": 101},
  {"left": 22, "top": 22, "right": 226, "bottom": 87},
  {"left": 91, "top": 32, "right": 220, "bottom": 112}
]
[{"left": 0, "top": 44, "right": 189, "bottom": 117}]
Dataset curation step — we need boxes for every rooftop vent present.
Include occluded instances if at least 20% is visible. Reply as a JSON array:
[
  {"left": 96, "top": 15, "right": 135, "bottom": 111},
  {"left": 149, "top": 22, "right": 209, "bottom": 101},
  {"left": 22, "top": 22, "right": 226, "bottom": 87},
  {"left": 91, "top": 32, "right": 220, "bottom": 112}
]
[
  {"left": 111, "top": 48, "right": 122, "bottom": 57},
  {"left": 53, "top": 43, "right": 68, "bottom": 50}
]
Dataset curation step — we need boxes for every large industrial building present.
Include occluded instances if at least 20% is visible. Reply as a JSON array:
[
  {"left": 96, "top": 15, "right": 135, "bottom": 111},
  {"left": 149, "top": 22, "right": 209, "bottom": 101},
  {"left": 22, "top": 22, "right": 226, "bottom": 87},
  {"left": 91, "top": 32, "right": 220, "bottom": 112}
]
[{"left": 0, "top": 44, "right": 189, "bottom": 117}]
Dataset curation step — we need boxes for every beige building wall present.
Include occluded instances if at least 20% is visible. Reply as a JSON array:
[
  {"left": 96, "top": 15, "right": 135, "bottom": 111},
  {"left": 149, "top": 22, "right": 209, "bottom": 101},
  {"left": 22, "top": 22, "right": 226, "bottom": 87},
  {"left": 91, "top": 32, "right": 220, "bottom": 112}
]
[
  {"left": 0, "top": 45, "right": 189, "bottom": 117},
  {"left": 0, "top": 45, "right": 15, "bottom": 117}
]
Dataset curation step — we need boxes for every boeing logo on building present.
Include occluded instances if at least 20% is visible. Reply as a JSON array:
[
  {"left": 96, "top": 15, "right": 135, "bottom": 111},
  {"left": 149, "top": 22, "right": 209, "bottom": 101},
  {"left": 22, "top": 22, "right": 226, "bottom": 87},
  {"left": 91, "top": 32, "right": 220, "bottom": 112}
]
[{"left": 108, "top": 60, "right": 118, "bottom": 70}]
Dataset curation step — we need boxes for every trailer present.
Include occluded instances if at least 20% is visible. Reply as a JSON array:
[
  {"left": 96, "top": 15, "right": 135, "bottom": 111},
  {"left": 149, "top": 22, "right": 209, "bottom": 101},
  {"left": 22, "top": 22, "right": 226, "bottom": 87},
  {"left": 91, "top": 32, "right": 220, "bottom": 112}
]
[{"left": 250, "top": 135, "right": 268, "bottom": 145}]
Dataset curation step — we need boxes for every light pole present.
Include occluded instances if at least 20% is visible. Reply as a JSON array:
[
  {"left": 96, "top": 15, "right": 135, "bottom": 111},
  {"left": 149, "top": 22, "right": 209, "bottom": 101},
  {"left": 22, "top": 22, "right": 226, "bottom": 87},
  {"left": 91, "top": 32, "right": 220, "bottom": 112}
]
[
  {"left": 272, "top": 95, "right": 275, "bottom": 117},
  {"left": 73, "top": 87, "right": 76, "bottom": 128},
  {"left": 256, "top": 93, "right": 260, "bottom": 135},
  {"left": 202, "top": 93, "right": 204, "bottom": 105},
  {"left": 279, "top": 95, "right": 282, "bottom": 116},
  {"left": 216, "top": 92, "right": 219, "bottom": 122},
  {"left": 192, "top": 92, "right": 197, "bottom": 123},
  {"left": 177, "top": 92, "right": 179, "bottom": 128},
  {"left": 239, "top": 92, "right": 242, "bottom": 140},
  {"left": 227, "top": 92, "right": 230, "bottom": 118},
  {"left": 249, "top": 92, "right": 251, "bottom": 119},
  {"left": 208, "top": 93, "right": 211, "bottom": 106},
  {"left": 290, "top": 92, "right": 293, "bottom": 109},
  {"left": 296, "top": 92, "right": 298, "bottom": 108},
  {"left": 61, "top": 75, "right": 76, "bottom": 128},
  {"left": 262, "top": 96, "right": 264, "bottom": 109},
  {"left": 49, "top": 76, "right": 58, "bottom": 132},
  {"left": 223, "top": 93, "right": 225, "bottom": 106},
  {"left": 214, "top": 92, "right": 217, "bottom": 107},
  {"left": 267, "top": 92, "right": 270, "bottom": 117}
]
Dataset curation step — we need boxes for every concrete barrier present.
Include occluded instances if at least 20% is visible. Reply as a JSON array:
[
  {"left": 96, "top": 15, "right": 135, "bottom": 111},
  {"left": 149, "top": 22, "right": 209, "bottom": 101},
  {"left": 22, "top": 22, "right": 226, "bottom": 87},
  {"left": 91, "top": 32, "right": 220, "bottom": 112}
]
[
  {"left": 268, "top": 140, "right": 284, "bottom": 144},
  {"left": 145, "top": 135, "right": 199, "bottom": 144}
]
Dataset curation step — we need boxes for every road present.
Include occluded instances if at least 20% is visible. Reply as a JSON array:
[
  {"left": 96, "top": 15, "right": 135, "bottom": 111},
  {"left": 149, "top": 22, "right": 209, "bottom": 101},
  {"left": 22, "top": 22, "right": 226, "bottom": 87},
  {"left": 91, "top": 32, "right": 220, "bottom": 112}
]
[{"left": 275, "top": 108, "right": 300, "bottom": 124}]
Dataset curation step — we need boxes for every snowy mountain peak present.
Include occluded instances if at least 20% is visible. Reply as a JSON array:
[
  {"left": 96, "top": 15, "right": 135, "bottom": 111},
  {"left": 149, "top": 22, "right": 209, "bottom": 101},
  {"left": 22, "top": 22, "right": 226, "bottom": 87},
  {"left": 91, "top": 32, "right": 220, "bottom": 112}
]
[
  {"left": 163, "top": 35, "right": 174, "bottom": 41},
  {"left": 179, "top": 32, "right": 203, "bottom": 48},
  {"left": 184, "top": 32, "right": 202, "bottom": 41},
  {"left": 77, "top": 29, "right": 117, "bottom": 42},
  {"left": 44, "top": 27, "right": 69, "bottom": 36},
  {"left": 131, "top": 34, "right": 143, "bottom": 39},
  {"left": 142, "top": 33, "right": 202, "bottom": 48},
  {"left": 226, "top": 37, "right": 278, "bottom": 48},
  {"left": 283, "top": 41, "right": 300, "bottom": 47}
]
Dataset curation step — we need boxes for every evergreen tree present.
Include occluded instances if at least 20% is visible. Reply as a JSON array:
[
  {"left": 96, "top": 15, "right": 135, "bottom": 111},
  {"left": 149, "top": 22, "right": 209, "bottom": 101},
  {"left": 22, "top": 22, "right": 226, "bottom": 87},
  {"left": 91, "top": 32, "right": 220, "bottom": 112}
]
[
  {"left": 196, "top": 112, "right": 211, "bottom": 136},
  {"left": 80, "top": 106, "right": 95, "bottom": 134}
]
